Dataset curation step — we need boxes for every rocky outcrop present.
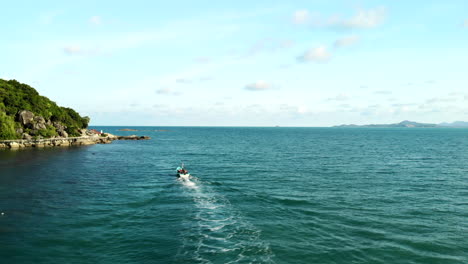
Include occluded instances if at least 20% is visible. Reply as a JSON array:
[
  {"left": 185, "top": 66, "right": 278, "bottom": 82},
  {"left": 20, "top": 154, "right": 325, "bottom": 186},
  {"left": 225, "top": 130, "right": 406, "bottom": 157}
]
[
  {"left": 0, "top": 135, "right": 112, "bottom": 149},
  {"left": 117, "top": 135, "right": 151, "bottom": 140},
  {"left": 53, "top": 121, "right": 68, "bottom": 137},
  {"left": 18, "top": 110, "right": 34, "bottom": 126},
  {"left": 14, "top": 110, "right": 54, "bottom": 138},
  {"left": 0, "top": 131, "right": 151, "bottom": 149},
  {"left": 32, "top": 116, "right": 47, "bottom": 130}
]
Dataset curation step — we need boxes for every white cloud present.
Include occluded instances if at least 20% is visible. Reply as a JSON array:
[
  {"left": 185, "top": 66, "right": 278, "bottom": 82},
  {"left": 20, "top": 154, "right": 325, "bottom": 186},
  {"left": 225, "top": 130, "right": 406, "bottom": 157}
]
[
  {"left": 341, "top": 7, "right": 387, "bottom": 29},
  {"left": 309, "top": 7, "right": 387, "bottom": 29},
  {"left": 297, "top": 46, "right": 331, "bottom": 63},
  {"left": 293, "top": 10, "right": 310, "bottom": 24},
  {"left": 245, "top": 80, "right": 271, "bottom": 91},
  {"left": 334, "top": 35, "right": 360, "bottom": 48},
  {"left": 89, "top": 16, "right": 102, "bottom": 25}
]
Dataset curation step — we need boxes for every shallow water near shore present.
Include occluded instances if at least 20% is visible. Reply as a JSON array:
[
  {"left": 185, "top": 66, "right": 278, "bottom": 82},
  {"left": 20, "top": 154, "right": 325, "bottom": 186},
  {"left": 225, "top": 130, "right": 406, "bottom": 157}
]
[{"left": 1, "top": 127, "right": 468, "bottom": 263}]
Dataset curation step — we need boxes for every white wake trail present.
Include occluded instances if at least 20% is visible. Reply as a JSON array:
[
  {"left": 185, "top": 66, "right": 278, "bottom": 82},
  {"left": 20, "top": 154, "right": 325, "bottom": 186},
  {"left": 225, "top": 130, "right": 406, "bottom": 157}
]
[{"left": 176, "top": 177, "right": 275, "bottom": 263}]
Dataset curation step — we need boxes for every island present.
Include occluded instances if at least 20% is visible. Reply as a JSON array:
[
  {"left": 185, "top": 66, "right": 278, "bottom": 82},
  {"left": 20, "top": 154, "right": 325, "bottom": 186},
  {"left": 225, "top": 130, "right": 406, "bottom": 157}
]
[
  {"left": 0, "top": 79, "right": 149, "bottom": 149},
  {"left": 334, "top": 120, "right": 468, "bottom": 128}
]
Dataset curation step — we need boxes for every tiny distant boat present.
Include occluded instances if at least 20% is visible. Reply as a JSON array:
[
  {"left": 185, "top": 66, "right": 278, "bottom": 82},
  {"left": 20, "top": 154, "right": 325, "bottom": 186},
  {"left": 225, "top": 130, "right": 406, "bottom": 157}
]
[{"left": 176, "top": 163, "right": 190, "bottom": 179}]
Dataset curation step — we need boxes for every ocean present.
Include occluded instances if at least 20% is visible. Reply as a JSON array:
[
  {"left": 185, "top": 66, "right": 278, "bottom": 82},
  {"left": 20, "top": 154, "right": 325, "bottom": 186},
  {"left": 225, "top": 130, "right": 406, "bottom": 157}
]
[{"left": 1, "top": 127, "right": 467, "bottom": 263}]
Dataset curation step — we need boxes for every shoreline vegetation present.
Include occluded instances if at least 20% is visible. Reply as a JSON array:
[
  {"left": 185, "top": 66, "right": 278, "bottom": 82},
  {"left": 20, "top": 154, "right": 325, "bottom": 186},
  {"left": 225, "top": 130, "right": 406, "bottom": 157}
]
[{"left": 0, "top": 79, "right": 149, "bottom": 149}]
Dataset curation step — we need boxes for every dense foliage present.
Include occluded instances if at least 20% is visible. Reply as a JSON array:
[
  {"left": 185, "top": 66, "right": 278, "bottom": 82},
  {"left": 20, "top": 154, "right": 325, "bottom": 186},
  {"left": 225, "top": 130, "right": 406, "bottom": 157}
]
[{"left": 0, "top": 79, "right": 89, "bottom": 139}]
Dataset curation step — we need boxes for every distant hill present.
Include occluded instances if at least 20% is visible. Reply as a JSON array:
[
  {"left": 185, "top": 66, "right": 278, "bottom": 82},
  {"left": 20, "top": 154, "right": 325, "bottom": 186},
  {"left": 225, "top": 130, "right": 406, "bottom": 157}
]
[
  {"left": 334, "top": 120, "right": 438, "bottom": 128},
  {"left": 334, "top": 120, "right": 468, "bottom": 128},
  {"left": 0, "top": 79, "right": 89, "bottom": 140},
  {"left": 438, "top": 121, "right": 468, "bottom": 128}
]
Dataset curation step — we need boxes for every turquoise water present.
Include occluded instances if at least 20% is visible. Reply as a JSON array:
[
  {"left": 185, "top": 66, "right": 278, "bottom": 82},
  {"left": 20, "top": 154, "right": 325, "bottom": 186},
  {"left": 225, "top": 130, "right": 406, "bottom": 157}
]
[{"left": 1, "top": 127, "right": 467, "bottom": 263}]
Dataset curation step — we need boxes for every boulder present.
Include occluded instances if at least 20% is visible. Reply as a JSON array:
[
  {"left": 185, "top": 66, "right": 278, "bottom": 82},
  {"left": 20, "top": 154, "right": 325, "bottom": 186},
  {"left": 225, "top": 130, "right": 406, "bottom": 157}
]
[
  {"left": 16, "top": 128, "right": 23, "bottom": 135},
  {"left": 8, "top": 142, "right": 20, "bottom": 148},
  {"left": 59, "top": 130, "right": 68, "bottom": 138},
  {"left": 53, "top": 122, "right": 67, "bottom": 137},
  {"left": 17, "top": 110, "right": 34, "bottom": 126},
  {"left": 22, "top": 133, "right": 32, "bottom": 140},
  {"left": 32, "top": 116, "right": 47, "bottom": 130}
]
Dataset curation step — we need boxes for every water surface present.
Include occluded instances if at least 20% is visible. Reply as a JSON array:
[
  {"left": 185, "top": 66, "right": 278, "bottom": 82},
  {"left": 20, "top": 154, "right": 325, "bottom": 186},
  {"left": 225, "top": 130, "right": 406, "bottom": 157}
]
[{"left": 1, "top": 127, "right": 467, "bottom": 263}]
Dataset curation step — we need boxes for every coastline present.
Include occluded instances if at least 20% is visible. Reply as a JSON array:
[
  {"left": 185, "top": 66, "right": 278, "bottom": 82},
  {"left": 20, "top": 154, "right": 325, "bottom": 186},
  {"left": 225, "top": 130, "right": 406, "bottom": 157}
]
[{"left": 0, "top": 133, "right": 150, "bottom": 149}]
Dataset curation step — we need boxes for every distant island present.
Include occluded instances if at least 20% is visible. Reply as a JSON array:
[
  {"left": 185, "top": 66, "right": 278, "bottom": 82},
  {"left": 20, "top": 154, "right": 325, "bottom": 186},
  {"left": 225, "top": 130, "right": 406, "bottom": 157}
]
[
  {"left": 0, "top": 79, "right": 149, "bottom": 149},
  {"left": 334, "top": 120, "right": 468, "bottom": 128}
]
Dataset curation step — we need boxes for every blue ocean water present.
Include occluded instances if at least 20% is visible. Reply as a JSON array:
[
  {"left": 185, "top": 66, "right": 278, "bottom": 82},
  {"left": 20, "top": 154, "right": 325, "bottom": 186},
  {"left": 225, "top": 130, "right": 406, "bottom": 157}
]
[{"left": 1, "top": 127, "right": 467, "bottom": 263}]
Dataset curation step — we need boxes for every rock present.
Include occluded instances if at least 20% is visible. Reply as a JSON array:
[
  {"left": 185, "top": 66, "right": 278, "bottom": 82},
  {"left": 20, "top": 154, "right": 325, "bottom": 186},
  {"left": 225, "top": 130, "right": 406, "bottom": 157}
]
[
  {"left": 53, "top": 121, "right": 66, "bottom": 131},
  {"left": 8, "top": 142, "right": 20, "bottom": 148},
  {"left": 33, "top": 116, "right": 47, "bottom": 130},
  {"left": 80, "top": 129, "right": 88, "bottom": 136},
  {"left": 22, "top": 133, "right": 32, "bottom": 140},
  {"left": 58, "top": 130, "right": 68, "bottom": 138},
  {"left": 17, "top": 110, "right": 34, "bottom": 126},
  {"left": 117, "top": 135, "right": 151, "bottom": 140},
  {"left": 16, "top": 128, "right": 23, "bottom": 135},
  {"left": 53, "top": 121, "right": 68, "bottom": 137}
]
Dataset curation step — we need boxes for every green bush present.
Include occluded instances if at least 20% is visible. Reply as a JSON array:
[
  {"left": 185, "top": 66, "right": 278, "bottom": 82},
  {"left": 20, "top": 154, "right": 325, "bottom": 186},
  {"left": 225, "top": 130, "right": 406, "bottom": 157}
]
[
  {"left": 38, "top": 125, "right": 58, "bottom": 138},
  {"left": 0, "top": 111, "right": 18, "bottom": 140}
]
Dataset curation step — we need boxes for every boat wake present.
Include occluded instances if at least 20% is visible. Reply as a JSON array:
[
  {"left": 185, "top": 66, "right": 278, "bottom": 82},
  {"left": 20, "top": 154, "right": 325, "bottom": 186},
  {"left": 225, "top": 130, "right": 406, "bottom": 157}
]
[
  {"left": 178, "top": 176, "right": 198, "bottom": 189},
  {"left": 176, "top": 177, "right": 274, "bottom": 263}
]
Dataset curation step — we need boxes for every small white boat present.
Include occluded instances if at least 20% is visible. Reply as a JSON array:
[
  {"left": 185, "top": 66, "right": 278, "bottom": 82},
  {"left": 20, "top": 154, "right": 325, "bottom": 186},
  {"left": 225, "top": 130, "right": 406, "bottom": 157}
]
[{"left": 176, "top": 164, "right": 190, "bottom": 179}]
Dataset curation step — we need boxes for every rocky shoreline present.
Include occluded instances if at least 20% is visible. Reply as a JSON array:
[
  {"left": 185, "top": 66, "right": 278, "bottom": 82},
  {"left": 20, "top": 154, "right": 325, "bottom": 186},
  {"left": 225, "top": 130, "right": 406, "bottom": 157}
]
[{"left": 0, "top": 131, "right": 150, "bottom": 149}]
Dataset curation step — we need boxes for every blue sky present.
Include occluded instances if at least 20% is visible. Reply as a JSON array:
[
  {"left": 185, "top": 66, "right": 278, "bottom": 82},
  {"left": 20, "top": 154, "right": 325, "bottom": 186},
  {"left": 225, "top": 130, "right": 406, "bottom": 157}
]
[{"left": 1, "top": 0, "right": 467, "bottom": 126}]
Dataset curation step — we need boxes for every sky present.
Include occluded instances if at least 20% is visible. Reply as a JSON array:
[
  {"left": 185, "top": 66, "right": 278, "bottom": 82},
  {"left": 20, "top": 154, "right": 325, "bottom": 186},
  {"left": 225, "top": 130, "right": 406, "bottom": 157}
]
[{"left": 1, "top": 0, "right": 468, "bottom": 126}]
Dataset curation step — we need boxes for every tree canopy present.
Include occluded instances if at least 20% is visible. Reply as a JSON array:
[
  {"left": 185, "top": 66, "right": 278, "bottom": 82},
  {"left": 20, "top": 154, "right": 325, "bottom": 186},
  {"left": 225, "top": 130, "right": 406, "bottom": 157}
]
[{"left": 0, "top": 79, "right": 89, "bottom": 139}]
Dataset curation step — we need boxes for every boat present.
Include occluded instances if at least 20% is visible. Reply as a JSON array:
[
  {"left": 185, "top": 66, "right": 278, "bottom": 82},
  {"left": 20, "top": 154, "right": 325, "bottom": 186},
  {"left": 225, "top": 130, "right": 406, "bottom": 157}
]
[{"left": 176, "top": 163, "right": 190, "bottom": 179}]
